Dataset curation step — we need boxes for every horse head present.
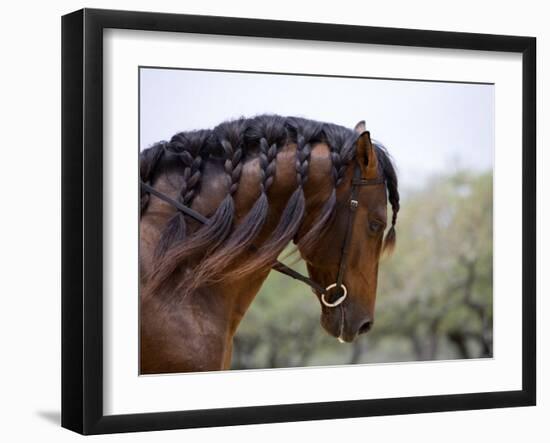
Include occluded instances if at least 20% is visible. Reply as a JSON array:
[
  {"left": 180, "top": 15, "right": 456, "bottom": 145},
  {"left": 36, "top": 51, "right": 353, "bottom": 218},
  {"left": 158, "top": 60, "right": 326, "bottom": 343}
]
[{"left": 300, "top": 121, "right": 399, "bottom": 343}]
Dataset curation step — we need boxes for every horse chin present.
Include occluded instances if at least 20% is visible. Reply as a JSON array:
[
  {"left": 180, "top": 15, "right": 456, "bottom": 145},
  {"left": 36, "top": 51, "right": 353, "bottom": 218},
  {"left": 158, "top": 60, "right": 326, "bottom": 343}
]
[
  {"left": 321, "top": 309, "right": 357, "bottom": 343},
  {"left": 320, "top": 309, "right": 355, "bottom": 343}
]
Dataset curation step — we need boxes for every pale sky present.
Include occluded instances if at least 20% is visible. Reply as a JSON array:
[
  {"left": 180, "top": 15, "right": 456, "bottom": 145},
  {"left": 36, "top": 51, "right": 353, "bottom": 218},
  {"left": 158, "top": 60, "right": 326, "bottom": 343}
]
[{"left": 140, "top": 68, "right": 494, "bottom": 190}]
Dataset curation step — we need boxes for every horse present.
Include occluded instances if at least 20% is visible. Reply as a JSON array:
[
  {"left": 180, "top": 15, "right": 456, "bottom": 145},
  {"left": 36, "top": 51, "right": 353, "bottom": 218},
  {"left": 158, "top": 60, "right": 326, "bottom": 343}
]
[{"left": 139, "top": 115, "right": 399, "bottom": 374}]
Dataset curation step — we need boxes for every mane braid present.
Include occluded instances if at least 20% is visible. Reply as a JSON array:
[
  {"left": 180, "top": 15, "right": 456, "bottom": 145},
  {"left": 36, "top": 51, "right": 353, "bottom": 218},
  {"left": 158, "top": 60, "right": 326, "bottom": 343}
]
[
  {"left": 183, "top": 116, "right": 287, "bottom": 290},
  {"left": 375, "top": 142, "right": 400, "bottom": 254},
  {"left": 297, "top": 123, "right": 359, "bottom": 255},
  {"left": 140, "top": 142, "right": 166, "bottom": 215},
  {"left": 229, "top": 117, "right": 322, "bottom": 278},
  {"left": 147, "top": 129, "right": 235, "bottom": 296},
  {"left": 154, "top": 130, "right": 207, "bottom": 257}
]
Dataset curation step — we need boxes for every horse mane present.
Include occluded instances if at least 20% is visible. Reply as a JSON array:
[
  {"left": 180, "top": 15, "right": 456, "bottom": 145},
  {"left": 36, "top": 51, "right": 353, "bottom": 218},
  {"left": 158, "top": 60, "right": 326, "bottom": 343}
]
[{"left": 140, "top": 114, "right": 400, "bottom": 298}]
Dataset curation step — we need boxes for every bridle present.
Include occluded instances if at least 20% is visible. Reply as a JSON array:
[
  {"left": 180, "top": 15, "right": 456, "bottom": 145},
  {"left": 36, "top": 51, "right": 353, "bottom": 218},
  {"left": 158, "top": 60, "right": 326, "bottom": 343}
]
[
  {"left": 140, "top": 165, "right": 384, "bottom": 308},
  {"left": 316, "top": 166, "right": 385, "bottom": 307}
]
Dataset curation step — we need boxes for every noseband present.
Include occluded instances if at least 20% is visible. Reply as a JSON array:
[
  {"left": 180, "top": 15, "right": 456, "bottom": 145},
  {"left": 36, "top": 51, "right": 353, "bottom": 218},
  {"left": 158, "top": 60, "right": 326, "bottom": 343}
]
[{"left": 140, "top": 165, "right": 384, "bottom": 308}]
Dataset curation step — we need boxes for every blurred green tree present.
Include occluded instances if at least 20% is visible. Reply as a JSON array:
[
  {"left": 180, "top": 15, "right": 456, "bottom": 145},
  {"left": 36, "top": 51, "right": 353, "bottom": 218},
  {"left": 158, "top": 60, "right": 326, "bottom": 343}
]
[{"left": 232, "top": 171, "right": 493, "bottom": 369}]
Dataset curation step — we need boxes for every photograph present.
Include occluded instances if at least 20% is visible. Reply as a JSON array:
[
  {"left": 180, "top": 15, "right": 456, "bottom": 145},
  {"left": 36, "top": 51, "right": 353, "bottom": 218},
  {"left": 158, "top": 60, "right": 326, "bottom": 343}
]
[
  {"left": 55, "top": 5, "right": 537, "bottom": 436},
  {"left": 138, "top": 67, "right": 494, "bottom": 375}
]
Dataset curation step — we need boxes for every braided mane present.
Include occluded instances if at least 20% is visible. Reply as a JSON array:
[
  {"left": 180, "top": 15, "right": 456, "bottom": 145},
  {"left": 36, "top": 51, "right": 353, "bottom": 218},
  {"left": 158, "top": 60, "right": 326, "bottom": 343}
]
[{"left": 140, "top": 114, "right": 399, "bottom": 297}]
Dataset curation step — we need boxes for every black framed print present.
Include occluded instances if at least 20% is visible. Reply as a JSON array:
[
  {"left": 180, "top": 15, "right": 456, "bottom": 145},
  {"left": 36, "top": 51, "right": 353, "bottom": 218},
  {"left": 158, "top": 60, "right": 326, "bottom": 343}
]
[{"left": 61, "top": 8, "right": 536, "bottom": 435}]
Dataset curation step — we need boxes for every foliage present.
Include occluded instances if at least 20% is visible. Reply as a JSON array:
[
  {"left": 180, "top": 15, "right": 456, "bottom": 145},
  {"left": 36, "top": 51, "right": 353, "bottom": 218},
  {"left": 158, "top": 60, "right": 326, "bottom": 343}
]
[{"left": 232, "top": 171, "right": 493, "bottom": 369}]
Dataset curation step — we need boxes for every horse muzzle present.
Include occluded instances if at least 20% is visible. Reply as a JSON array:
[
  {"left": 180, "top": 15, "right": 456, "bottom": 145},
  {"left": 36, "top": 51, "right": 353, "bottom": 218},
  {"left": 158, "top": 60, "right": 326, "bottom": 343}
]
[{"left": 319, "top": 301, "right": 374, "bottom": 343}]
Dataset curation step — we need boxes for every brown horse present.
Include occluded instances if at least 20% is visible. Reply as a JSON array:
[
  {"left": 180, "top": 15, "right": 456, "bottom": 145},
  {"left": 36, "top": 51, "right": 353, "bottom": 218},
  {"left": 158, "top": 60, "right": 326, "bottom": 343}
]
[{"left": 139, "top": 115, "right": 399, "bottom": 374}]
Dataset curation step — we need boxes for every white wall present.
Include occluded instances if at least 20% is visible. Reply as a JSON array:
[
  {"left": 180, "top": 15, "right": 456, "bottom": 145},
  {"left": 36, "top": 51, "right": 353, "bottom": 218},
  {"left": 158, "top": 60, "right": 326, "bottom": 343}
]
[{"left": 0, "top": 0, "right": 545, "bottom": 441}]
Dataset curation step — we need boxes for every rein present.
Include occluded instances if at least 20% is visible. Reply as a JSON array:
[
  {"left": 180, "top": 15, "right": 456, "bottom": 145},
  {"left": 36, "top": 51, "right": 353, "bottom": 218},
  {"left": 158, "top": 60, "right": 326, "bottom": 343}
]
[{"left": 140, "top": 167, "right": 384, "bottom": 307}]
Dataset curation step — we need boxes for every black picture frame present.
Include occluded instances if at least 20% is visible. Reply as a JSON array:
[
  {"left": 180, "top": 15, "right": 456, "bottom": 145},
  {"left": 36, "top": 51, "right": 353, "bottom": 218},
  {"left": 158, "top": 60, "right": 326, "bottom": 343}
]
[{"left": 61, "top": 8, "right": 536, "bottom": 435}]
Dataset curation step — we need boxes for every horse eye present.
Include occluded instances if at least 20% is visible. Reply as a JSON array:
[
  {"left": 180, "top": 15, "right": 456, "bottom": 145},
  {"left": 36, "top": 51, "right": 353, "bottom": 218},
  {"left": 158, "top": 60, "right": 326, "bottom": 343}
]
[{"left": 369, "top": 221, "right": 384, "bottom": 232}]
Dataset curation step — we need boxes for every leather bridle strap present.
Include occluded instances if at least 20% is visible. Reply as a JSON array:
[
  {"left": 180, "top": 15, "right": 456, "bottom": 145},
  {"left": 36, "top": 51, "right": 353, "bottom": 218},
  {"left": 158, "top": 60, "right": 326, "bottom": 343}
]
[
  {"left": 336, "top": 168, "right": 362, "bottom": 288},
  {"left": 320, "top": 168, "right": 385, "bottom": 307},
  {"left": 323, "top": 169, "right": 361, "bottom": 305},
  {"left": 271, "top": 261, "right": 325, "bottom": 294},
  {"left": 141, "top": 181, "right": 208, "bottom": 224}
]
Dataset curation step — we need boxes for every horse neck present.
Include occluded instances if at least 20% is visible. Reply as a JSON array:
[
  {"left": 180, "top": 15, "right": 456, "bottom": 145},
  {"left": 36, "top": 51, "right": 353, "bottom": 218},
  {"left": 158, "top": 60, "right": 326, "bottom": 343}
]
[{"left": 140, "top": 270, "right": 270, "bottom": 373}]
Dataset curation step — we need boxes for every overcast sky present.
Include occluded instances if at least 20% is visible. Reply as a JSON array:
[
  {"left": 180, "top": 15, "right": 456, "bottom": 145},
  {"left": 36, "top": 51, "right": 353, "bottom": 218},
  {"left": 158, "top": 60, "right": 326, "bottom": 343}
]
[{"left": 140, "top": 68, "right": 494, "bottom": 190}]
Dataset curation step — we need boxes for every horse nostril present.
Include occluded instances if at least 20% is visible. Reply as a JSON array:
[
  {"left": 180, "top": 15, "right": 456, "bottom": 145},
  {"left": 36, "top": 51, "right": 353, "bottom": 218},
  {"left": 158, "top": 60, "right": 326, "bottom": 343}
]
[{"left": 358, "top": 320, "right": 373, "bottom": 335}]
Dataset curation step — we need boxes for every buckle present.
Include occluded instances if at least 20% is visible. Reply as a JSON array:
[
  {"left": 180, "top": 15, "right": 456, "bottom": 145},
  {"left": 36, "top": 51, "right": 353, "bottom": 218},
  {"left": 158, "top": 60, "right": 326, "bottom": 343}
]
[
  {"left": 321, "top": 283, "right": 348, "bottom": 307},
  {"left": 350, "top": 199, "right": 359, "bottom": 210}
]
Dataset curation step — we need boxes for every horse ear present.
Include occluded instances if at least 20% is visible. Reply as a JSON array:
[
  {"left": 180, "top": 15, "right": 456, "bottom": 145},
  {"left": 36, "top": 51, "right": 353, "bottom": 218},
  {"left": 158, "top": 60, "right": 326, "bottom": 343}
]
[
  {"left": 356, "top": 128, "right": 378, "bottom": 179},
  {"left": 354, "top": 120, "right": 366, "bottom": 134}
]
